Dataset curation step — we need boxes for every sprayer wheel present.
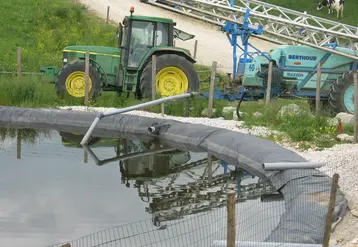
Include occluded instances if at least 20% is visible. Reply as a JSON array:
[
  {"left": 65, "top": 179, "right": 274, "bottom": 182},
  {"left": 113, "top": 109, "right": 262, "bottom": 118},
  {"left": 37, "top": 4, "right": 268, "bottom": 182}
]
[{"left": 328, "top": 70, "right": 355, "bottom": 115}]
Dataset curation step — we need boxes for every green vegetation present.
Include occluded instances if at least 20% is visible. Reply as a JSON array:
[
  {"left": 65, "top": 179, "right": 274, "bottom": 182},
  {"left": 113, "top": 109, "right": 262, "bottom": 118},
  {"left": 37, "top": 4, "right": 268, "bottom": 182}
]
[
  {"left": 0, "top": 0, "right": 117, "bottom": 72},
  {"left": 0, "top": 127, "right": 51, "bottom": 144},
  {"left": 239, "top": 99, "right": 354, "bottom": 149},
  {"left": 0, "top": 74, "right": 229, "bottom": 118}
]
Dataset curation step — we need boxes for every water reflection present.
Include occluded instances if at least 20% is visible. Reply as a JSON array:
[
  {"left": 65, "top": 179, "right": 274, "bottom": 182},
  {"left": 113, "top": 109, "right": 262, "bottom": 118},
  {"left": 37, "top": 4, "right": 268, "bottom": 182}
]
[
  {"left": 79, "top": 134, "right": 281, "bottom": 229},
  {"left": 0, "top": 127, "right": 284, "bottom": 247}
]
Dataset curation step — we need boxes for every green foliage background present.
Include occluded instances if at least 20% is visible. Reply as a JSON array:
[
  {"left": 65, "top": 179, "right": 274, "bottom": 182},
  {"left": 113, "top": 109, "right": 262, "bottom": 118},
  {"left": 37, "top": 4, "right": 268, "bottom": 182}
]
[{"left": 0, "top": 0, "right": 117, "bottom": 72}]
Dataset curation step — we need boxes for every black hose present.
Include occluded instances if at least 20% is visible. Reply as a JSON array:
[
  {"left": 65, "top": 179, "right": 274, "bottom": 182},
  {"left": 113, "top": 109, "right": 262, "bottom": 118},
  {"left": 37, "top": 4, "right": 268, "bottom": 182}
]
[{"left": 235, "top": 90, "right": 247, "bottom": 120}]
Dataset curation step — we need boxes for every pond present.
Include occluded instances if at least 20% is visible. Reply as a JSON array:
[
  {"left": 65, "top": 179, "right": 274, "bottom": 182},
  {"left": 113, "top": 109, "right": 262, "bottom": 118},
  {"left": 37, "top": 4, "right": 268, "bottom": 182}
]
[{"left": 0, "top": 127, "right": 285, "bottom": 247}]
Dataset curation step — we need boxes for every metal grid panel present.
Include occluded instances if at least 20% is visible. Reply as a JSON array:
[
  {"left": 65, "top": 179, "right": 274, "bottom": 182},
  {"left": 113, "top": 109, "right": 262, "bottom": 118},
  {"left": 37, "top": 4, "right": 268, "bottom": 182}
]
[{"left": 151, "top": 0, "right": 358, "bottom": 56}]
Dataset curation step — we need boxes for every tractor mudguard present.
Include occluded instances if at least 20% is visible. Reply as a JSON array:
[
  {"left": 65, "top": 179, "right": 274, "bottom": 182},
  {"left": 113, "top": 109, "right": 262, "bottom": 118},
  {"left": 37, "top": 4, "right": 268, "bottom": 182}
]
[
  {"left": 76, "top": 56, "right": 110, "bottom": 86},
  {"left": 138, "top": 47, "right": 195, "bottom": 71}
]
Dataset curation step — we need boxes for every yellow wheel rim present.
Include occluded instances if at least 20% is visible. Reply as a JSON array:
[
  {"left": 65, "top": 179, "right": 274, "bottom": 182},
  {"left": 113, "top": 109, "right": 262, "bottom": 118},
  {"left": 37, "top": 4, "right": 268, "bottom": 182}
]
[
  {"left": 156, "top": 67, "right": 188, "bottom": 96},
  {"left": 65, "top": 71, "right": 92, "bottom": 97}
]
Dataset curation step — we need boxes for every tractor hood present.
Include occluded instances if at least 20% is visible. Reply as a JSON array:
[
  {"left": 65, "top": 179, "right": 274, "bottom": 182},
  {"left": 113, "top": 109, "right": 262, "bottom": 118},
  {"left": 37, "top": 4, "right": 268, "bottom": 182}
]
[{"left": 63, "top": 45, "right": 121, "bottom": 57}]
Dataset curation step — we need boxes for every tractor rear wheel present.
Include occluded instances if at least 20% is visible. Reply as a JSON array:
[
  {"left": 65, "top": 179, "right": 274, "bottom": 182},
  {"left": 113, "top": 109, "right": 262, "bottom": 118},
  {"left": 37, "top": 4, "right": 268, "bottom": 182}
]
[
  {"left": 55, "top": 61, "right": 102, "bottom": 101},
  {"left": 138, "top": 54, "right": 200, "bottom": 99},
  {"left": 328, "top": 70, "right": 356, "bottom": 115}
]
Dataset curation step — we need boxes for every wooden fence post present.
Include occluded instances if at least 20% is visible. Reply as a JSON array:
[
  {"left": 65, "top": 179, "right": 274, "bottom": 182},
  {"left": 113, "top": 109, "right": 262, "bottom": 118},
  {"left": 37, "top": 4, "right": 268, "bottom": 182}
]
[
  {"left": 17, "top": 47, "right": 21, "bottom": 79},
  {"left": 17, "top": 129, "right": 21, "bottom": 160},
  {"left": 227, "top": 191, "right": 236, "bottom": 247},
  {"left": 265, "top": 61, "right": 273, "bottom": 105},
  {"left": 316, "top": 62, "right": 322, "bottom": 117},
  {"left": 106, "top": 6, "right": 110, "bottom": 24},
  {"left": 193, "top": 40, "right": 198, "bottom": 60},
  {"left": 207, "top": 154, "right": 213, "bottom": 184},
  {"left": 152, "top": 55, "right": 157, "bottom": 101},
  {"left": 208, "top": 61, "right": 217, "bottom": 118},
  {"left": 322, "top": 173, "right": 339, "bottom": 247},
  {"left": 354, "top": 71, "right": 358, "bottom": 143},
  {"left": 84, "top": 51, "right": 90, "bottom": 106}
]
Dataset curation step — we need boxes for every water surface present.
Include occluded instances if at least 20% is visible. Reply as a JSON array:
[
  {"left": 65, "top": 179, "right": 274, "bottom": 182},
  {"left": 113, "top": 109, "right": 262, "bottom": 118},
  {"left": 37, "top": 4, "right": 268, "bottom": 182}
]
[{"left": 0, "top": 127, "right": 285, "bottom": 247}]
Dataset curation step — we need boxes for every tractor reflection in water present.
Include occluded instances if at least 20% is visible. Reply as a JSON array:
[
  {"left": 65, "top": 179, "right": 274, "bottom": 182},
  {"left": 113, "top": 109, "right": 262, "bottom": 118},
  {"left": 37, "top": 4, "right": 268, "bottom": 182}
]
[
  {"left": 119, "top": 155, "right": 280, "bottom": 229},
  {"left": 59, "top": 131, "right": 281, "bottom": 229}
]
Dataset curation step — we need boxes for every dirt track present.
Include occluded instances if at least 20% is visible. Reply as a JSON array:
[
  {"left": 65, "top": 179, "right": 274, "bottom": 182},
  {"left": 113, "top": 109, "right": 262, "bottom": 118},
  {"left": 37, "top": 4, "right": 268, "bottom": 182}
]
[{"left": 79, "top": 0, "right": 277, "bottom": 73}]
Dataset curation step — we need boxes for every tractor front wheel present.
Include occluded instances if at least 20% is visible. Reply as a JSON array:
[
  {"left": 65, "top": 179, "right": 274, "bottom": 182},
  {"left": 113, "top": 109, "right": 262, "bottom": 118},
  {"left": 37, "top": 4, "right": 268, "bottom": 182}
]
[
  {"left": 55, "top": 61, "right": 102, "bottom": 101},
  {"left": 328, "top": 70, "right": 356, "bottom": 115},
  {"left": 139, "top": 54, "right": 199, "bottom": 99}
]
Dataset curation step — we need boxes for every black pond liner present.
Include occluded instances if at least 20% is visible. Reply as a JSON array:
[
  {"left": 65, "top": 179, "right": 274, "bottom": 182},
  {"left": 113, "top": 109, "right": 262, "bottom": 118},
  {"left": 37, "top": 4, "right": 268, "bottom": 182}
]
[{"left": 0, "top": 106, "right": 348, "bottom": 245}]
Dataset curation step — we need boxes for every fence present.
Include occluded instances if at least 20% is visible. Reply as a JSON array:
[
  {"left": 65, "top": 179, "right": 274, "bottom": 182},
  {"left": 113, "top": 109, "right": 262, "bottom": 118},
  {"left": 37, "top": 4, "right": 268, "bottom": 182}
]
[
  {"left": 76, "top": 1, "right": 358, "bottom": 142},
  {"left": 2, "top": 1, "right": 358, "bottom": 142},
  {"left": 46, "top": 168, "right": 341, "bottom": 247}
]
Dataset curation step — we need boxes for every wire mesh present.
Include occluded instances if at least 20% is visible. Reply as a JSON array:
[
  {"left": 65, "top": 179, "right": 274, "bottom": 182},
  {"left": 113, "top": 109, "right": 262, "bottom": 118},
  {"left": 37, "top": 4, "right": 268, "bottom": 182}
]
[
  {"left": 44, "top": 172, "right": 340, "bottom": 247},
  {"left": 46, "top": 202, "right": 228, "bottom": 247},
  {"left": 233, "top": 174, "right": 340, "bottom": 246}
]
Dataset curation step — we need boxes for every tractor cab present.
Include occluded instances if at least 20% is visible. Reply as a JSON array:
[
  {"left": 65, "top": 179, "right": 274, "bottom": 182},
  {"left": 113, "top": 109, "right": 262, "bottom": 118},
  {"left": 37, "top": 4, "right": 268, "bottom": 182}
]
[{"left": 116, "top": 6, "right": 196, "bottom": 95}]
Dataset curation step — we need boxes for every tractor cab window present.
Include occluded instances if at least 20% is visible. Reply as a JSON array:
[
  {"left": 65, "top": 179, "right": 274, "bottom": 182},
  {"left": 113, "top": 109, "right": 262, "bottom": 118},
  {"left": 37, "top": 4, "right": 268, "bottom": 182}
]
[
  {"left": 155, "top": 22, "right": 169, "bottom": 46},
  {"left": 128, "top": 20, "right": 155, "bottom": 68},
  {"left": 121, "top": 24, "right": 128, "bottom": 48}
]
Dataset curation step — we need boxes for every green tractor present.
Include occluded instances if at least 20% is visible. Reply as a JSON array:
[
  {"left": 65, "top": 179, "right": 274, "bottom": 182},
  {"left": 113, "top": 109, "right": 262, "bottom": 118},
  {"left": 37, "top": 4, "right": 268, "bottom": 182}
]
[{"left": 40, "top": 7, "right": 200, "bottom": 101}]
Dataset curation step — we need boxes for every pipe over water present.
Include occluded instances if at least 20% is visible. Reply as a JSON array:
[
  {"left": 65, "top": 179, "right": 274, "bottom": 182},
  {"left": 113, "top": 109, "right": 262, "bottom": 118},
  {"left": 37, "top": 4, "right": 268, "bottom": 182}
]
[
  {"left": 263, "top": 162, "right": 326, "bottom": 171},
  {"left": 80, "top": 92, "right": 199, "bottom": 145}
]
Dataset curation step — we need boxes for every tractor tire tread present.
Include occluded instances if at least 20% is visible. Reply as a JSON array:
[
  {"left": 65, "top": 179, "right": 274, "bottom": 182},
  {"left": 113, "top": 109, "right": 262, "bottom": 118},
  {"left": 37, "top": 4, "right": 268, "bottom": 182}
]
[
  {"left": 328, "top": 70, "right": 355, "bottom": 115},
  {"left": 55, "top": 61, "right": 102, "bottom": 100}
]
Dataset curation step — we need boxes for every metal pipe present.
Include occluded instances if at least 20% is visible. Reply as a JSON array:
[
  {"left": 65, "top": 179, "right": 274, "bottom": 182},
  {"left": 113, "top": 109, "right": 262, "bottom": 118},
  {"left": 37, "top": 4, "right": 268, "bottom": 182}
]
[
  {"left": 211, "top": 241, "right": 339, "bottom": 247},
  {"left": 148, "top": 126, "right": 156, "bottom": 134},
  {"left": 82, "top": 144, "right": 101, "bottom": 164},
  {"left": 80, "top": 92, "right": 199, "bottom": 145},
  {"left": 263, "top": 162, "right": 325, "bottom": 171},
  {"left": 151, "top": 0, "right": 358, "bottom": 60},
  {"left": 80, "top": 116, "right": 101, "bottom": 146},
  {"left": 83, "top": 144, "right": 176, "bottom": 166},
  {"left": 103, "top": 92, "right": 198, "bottom": 118}
]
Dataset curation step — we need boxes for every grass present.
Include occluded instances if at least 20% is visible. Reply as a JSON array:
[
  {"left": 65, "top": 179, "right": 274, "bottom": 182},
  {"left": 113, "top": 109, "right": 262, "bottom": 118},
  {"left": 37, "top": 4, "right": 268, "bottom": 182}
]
[
  {"left": 0, "top": 74, "right": 229, "bottom": 118},
  {"left": 0, "top": 0, "right": 117, "bottom": 72},
  {"left": 239, "top": 98, "right": 355, "bottom": 149}
]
